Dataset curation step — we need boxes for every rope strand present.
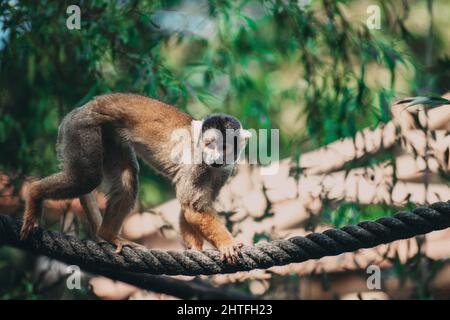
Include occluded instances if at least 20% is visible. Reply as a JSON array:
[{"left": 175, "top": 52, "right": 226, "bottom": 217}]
[{"left": 0, "top": 200, "right": 449, "bottom": 276}]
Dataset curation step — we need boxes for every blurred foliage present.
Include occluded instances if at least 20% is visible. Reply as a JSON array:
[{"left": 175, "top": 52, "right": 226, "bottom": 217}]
[
  {"left": 0, "top": 247, "right": 39, "bottom": 299},
  {"left": 0, "top": 0, "right": 449, "bottom": 299},
  {"left": 1, "top": 0, "right": 448, "bottom": 202}
]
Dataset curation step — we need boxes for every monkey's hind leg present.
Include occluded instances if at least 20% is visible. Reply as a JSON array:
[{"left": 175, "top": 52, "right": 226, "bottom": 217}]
[
  {"left": 21, "top": 118, "right": 104, "bottom": 240},
  {"left": 21, "top": 180, "right": 45, "bottom": 240},
  {"left": 179, "top": 209, "right": 204, "bottom": 250},
  {"left": 21, "top": 170, "right": 102, "bottom": 240},
  {"left": 79, "top": 192, "right": 103, "bottom": 238},
  {"left": 97, "top": 141, "right": 143, "bottom": 253}
]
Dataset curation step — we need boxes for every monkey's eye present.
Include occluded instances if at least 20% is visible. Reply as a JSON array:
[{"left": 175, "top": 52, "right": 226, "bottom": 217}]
[{"left": 203, "top": 137, "right": 215, "bottom": 147}]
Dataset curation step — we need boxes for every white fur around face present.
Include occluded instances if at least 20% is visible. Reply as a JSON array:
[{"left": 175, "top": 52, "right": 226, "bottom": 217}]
[
  {"left": 202, "top": 128, "right": 223, "bottom": 165},
  {"left": 191, "top": 120, "right": 203, "bottom": 146}
]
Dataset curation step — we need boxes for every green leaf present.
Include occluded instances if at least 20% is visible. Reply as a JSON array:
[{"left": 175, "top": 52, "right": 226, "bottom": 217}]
[
  {"left": 397, "top": 96, "right": 450, "bottom": 109},
  {"left": 242, "top": 16, "right": 257, "bottom": 31}
]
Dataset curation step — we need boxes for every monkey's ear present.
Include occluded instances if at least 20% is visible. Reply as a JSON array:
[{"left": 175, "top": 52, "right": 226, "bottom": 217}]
[
  {"left": 191, "top": 120, "right": 203, "bottom": 145},
  {"left": 241, "top": 129, "right": 252, "bottom": 140}
]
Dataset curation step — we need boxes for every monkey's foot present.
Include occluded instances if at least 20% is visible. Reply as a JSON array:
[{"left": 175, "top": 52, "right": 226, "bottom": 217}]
[
  {"left": 20, "top": 217, "right": 39, "bottom": 241},
  {"left": 219, "top": 242, "right": 243, "bottom": 265},
  {"left": 98, "top": 236, "right": 145, "bottom": 254}
]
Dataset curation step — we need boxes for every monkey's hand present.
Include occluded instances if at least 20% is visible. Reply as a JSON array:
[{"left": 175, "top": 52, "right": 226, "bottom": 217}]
[
  {"left": 183, "top": 207, "right": 243, "bottom": 265},
  {"left": 219, "top": 242, "right": 243, "bottom": 265}
]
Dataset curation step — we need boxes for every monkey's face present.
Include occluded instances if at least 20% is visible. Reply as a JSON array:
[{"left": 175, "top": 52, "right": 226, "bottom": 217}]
[{"left": 200, "top": 115, "right": 252, "bottom": 168}]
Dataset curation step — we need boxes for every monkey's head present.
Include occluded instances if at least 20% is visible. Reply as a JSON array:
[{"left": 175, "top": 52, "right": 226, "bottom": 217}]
[{"left": 195, "top": 114, "right": 252, "bottom": 168}]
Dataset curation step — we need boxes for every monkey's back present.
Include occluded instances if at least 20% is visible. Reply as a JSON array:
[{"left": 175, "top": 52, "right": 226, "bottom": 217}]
[
  {"left": 90, "top": 93, "right": 193, "bottom": 178},
  {"left": 91, "top": 93, "right": 192, "bottom": 130}
]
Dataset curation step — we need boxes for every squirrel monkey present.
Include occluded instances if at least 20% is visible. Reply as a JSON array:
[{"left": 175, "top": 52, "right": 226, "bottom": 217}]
[{"left": 20, "top": 93, "right": 251, "bottom": 264}]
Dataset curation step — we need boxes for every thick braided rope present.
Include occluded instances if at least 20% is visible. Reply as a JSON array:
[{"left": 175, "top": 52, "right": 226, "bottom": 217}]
[{"left": 0, "top": 200, "right": 449, "bottom": 276}]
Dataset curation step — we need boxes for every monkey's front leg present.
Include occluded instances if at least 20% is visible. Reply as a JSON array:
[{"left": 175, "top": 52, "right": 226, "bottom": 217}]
[
  {"left": 180, "top": 209, "right": 204, "bottom": 250},
  {"left": 183, "top": 207, "right": 243, "bottom": 264}
]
